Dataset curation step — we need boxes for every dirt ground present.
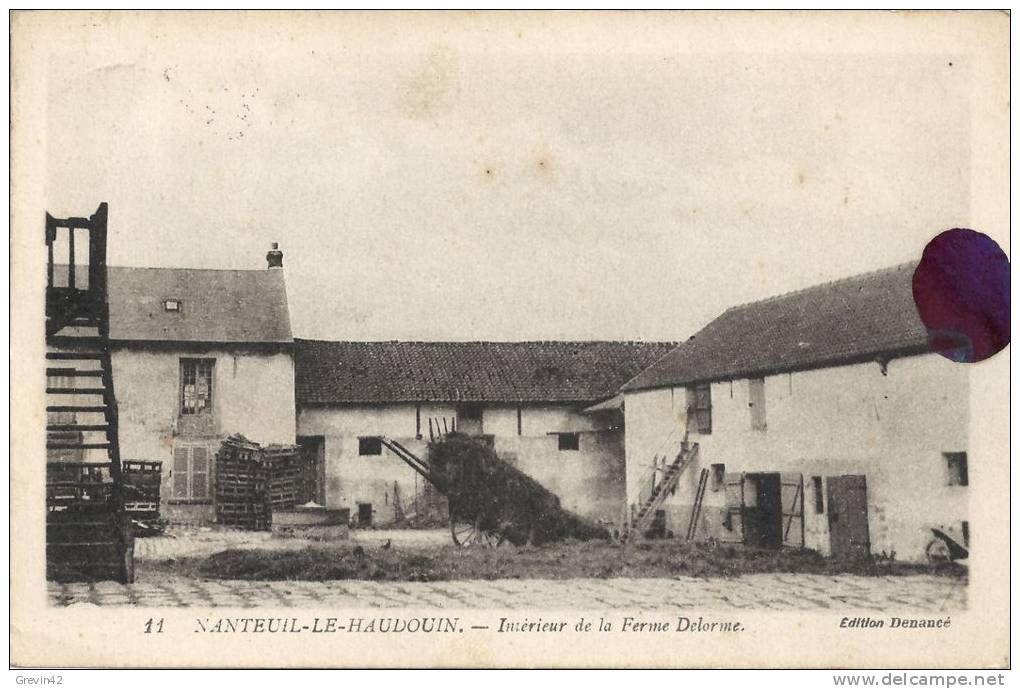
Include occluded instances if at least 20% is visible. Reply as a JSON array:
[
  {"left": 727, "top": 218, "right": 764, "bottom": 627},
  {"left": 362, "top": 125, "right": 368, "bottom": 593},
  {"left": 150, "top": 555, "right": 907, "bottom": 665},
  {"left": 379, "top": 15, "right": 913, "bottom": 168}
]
[
  {"left": 133, "top": 526, "right": 450, "bottom": 560},
  {"left": 133, "top": 525, "right": 966, "bottom": 582},
  {"left": 49, "top": 526, "right": 967, "bottom": 609}
]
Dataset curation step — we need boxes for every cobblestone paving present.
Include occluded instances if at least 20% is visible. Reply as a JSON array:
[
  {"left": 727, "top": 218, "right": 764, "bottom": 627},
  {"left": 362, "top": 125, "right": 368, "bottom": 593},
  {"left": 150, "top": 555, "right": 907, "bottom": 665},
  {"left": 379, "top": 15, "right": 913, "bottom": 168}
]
[{"left": 48, "top": 573, "right": 966, "bottom": 610}]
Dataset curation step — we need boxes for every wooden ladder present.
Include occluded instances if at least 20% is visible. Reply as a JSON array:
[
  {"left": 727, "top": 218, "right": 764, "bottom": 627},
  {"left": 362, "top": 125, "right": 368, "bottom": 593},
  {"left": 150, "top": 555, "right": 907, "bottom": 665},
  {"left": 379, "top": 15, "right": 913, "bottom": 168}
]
[{"left": 685, "top": 468, "right": 710, "bottom": 541}]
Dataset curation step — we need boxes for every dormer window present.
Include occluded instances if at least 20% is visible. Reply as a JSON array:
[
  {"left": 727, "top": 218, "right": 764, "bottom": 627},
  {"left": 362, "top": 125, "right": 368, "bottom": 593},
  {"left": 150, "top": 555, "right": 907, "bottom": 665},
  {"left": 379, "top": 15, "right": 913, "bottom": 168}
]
[{"left": 164, "top": 298, "right": 181, "bottom": 312}]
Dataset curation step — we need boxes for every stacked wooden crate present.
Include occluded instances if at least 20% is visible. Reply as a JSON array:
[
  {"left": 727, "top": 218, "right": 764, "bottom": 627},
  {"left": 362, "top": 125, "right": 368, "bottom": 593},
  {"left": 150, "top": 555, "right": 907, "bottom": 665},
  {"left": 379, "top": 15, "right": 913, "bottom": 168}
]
[
  {"left": 263, "top": 444, "right": 302, "bottom": 511},
  {"left": 214, "top": 435, "right": 304, "bottom": 530},
  {"left": 122, "top": 460, "right": 163, "bottom": 534},
  {"left": 46, "top": 463, "right": 114, "bottom": 512},
  {"left": 214, "top": 434, "right": 270, "bottom": 530}
]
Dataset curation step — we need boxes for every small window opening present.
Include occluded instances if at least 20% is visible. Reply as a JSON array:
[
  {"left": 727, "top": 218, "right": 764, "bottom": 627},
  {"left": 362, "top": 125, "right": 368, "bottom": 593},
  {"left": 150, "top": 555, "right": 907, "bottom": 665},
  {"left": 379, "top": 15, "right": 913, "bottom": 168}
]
[
  {"left": 358, "top": 437, "right": 382, "bottom": 456},
  {"left": 812, "top": 476, "right": 824, "bottom": 513},
  {"left": 685, "top": 384, "right": 712, "bottom": 434},
  {"left": 945, "top": 452, "right": 968, "bottom": 486},
  {"left": 557, "top": 432, "right": 580, "bottom": 451},
  {"left": 164, "top": 298, "right": 181, "bottom": 312},
  {"left": 961, "top": 521, "right": 970, "bottom": 548},
  {"left": 710, "top": 463, "right": 726, "bottom": 491}
]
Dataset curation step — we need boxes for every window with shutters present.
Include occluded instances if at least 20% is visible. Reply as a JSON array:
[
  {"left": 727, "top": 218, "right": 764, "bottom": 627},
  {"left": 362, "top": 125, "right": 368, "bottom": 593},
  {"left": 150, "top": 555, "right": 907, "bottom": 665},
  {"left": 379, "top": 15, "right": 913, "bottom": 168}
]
[
  {"left": 685, "top": 384, "right": 712, "bottom": 434},
  {"left": 180, "top": 359, "right": 214, "bottom": 415},
  {"left": 172, "top": 445, "right": 212, "bottom": 502}
]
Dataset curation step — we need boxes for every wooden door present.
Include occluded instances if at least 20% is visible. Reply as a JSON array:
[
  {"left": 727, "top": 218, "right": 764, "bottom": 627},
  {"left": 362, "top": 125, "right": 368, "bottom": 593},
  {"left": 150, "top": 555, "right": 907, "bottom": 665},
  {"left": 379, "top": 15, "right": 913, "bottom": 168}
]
[
  {"left": 745, "top": 473, "right": 783, "bottom": 548},
  {"left": 720, "top": 473, "right": 746, "bottom": 543},
  {"left": 826, "top": 475, "right": 871, "bottom": 559},
  {"left": 780, "top": 473, "right": 805, "bottom": 548},
  {"left": 296, "top": 436, "right": 325, "bottom": 505}
]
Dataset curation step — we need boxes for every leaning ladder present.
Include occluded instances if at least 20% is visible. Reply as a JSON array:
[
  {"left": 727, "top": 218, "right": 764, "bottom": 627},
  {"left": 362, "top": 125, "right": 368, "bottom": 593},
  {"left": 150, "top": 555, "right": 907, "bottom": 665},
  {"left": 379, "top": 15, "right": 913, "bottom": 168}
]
[{"left": 685, "top": 468, "right": 710, "bottom": 541}]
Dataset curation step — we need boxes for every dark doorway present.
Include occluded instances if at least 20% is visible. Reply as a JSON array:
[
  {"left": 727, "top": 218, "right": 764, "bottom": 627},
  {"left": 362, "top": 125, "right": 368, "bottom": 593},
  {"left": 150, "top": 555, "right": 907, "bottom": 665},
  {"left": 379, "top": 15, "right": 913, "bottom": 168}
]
[
  {"left": 296, "top": 436, "right": 325, "bottom": 505},
  {"left": 744, "top": 472, "right": 783, "bottom": 548},
  {"left": 357, "top": 502, "right": 373, "bottom": 526},
  {"left": 826, "top": 475, "right": 871, "bottom": 559}
]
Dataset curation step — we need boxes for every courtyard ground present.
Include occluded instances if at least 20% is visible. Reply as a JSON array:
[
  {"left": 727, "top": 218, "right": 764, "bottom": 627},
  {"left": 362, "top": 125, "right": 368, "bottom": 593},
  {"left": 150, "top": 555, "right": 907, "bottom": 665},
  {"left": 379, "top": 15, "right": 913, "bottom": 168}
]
[{"left": 47, "top": 526, "right": 967, "bottom": 610}]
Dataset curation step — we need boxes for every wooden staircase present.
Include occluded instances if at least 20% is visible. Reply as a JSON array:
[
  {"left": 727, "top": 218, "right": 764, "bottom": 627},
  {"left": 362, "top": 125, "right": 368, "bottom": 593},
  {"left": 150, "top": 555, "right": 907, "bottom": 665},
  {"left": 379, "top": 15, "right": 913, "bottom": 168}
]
[
  {"left": 628, "top": 438, "right": 699, "bottom": 538},
  {"left": 45, "top": 203, "right": 134, "bottom": 583}
]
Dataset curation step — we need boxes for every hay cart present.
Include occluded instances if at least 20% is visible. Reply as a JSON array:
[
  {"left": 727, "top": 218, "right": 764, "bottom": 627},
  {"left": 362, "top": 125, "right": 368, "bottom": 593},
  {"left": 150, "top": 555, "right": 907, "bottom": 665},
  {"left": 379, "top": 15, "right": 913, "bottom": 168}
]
[{"left": 376, "top": 437, "right": 543, "bottom": 547}]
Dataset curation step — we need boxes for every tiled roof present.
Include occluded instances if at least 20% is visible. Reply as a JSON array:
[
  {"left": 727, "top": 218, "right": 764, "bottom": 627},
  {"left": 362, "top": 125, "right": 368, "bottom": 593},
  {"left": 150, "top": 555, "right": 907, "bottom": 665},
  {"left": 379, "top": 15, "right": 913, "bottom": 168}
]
[
  {"left": 96, "top": 266, "right": 292, "bottom": 344},
  {"left": 295, "top": 339, "right": 677, "bottom": 404},
  {"left": 622, "top": 262, "right": 929, "bottom": 391}
]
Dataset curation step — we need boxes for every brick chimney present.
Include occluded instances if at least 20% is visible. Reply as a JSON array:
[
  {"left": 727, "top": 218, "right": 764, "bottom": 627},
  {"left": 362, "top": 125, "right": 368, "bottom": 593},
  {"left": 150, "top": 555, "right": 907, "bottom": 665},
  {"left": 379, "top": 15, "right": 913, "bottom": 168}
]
[{"left": 266, "top": 242, "right": 283, "bottom": 269}]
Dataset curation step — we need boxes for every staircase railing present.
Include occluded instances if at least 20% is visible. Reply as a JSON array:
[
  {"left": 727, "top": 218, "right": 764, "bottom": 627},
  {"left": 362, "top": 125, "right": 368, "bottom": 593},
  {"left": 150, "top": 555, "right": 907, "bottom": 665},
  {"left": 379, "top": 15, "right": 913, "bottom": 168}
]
[
  {"left": 631, "top": 454, "right": 669, "bottom": 521},
  {"left": 627, "top": 407, "right": 699, "bottom": 537},
  {"left": 46, "top": 203, "right": 109, "bottom": 337},
  {"left": 44, "top": 203, "right": 135, "bottom": 583},
  {"left": 45, "top": 202, "right": 123, "bottom": 505}
]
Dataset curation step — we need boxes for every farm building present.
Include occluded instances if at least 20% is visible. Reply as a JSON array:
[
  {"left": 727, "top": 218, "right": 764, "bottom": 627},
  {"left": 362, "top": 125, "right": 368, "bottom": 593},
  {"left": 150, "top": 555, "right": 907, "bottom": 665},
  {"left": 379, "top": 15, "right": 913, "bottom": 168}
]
[
  {"left": 620, "top": 262, "right": 970, "bottom": 561},
  {"left": 49, "top": 238, "right": 674, "bottom": 528},
  {"left": 47, "top": 248, "right": 298, "bottom": 525},
  {"left": 50, "top": 230, "right": 968, "bottom": 555},
  {"left": 293, "top": 339, "right": 675, "bottom": 526}
]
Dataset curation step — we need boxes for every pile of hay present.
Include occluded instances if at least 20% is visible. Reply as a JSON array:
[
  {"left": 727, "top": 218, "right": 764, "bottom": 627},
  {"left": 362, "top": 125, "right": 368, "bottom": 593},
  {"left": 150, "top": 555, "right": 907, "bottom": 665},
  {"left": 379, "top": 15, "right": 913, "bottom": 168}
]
[{"left": 428, "top": 433, "right": 609, "bottom": 546}]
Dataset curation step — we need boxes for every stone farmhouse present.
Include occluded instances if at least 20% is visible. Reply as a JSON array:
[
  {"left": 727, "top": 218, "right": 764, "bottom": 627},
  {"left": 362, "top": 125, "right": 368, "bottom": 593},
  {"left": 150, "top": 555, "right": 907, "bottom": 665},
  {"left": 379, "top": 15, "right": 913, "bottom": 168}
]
[
  {"left": 620, "top": 263, "right": 969, "bottom": 561},
  {"left": 48, "top": 253, "right": 297, "bottom": 524}
]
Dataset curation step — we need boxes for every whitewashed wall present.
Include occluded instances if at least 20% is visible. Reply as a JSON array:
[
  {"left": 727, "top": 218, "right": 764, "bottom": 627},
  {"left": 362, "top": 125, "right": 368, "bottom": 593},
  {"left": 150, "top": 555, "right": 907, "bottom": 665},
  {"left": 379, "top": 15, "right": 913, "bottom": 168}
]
[
  {"left": 111, "top": 346, "right": 296, "bottom": 522},
  {"left": 297, "top": 403, "right": 625, "bottom": 525},
  {"left": 624, "top": 353, "right": 969, "bottom": 560}
]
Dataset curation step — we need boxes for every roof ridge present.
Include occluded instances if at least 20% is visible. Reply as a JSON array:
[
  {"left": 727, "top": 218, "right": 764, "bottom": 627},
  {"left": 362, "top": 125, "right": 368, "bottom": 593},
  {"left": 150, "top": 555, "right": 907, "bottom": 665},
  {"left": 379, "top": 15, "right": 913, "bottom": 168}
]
[
  {"left": 723, "top": 261, "right": 918, "bottom": 313},
  {"left": 621, "top": 260, "right": 927, "bottom": 393}
]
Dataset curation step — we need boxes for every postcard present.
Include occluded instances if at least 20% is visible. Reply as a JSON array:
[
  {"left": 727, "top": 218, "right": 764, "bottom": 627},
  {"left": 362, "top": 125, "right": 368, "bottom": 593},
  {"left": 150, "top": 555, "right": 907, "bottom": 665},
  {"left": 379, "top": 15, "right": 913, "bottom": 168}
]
[{"left": 10, "top": 10, "right": 1010, "bottom": 668}]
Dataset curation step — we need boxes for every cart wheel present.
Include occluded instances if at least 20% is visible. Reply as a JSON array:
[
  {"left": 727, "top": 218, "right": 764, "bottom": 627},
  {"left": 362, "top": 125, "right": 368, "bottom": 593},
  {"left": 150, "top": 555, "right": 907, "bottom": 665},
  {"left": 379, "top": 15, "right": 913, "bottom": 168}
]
[
  {"left": 450, "top": 513, "right": 505, "bottom": 547},
  {"left": 925, "top": 537, "right": 951, "bottom": 564}
]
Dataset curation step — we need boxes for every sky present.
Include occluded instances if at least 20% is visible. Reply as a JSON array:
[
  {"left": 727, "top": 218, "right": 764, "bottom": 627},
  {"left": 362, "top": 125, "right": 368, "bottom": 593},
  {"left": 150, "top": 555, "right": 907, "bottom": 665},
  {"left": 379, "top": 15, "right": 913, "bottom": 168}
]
[{"left": 36, "top": 12, "right": 980, "bottom": 342}]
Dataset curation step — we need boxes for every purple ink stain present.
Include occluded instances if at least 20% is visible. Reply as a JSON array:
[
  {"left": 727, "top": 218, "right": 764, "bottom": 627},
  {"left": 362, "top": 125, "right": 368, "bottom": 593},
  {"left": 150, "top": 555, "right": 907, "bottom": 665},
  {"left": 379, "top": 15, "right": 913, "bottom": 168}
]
[{"left": 912, "top": 228, "right": 1010, "bottom": 363}]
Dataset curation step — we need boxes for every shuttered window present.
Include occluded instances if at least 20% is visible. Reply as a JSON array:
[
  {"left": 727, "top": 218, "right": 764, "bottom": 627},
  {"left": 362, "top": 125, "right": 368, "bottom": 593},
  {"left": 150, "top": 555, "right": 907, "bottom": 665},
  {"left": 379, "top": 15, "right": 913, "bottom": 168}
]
[
  {"left": 192, "top": 447, "right": 209, "bottom": 499},
  {"left": 749, "top": 378, "right": 767, "bottom": 431},
  {"left": 686, "top": 384, "right": 712, "bottom": 434},
  {"left": 172, "top": 447, "right": 189, "bottom": 498},
  {"left": 172, "top": 445, "right": 213, "bottom": 501}
]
